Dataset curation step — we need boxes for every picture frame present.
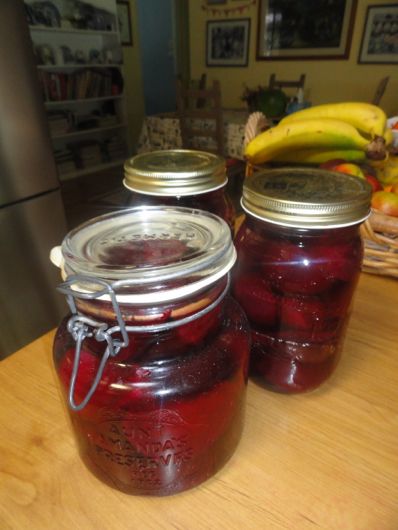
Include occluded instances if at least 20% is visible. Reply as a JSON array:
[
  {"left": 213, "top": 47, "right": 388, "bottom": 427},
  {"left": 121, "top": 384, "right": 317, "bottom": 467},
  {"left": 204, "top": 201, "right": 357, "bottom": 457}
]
[
  {"left": 206, "top": 18, "right": 250, "bottom": 67},
  {"left": 116, "top": 0, "right": 133, "bottom": 46},
  {"left": 256, "top": 0, "right": 357, "bottom": 60},
  {"left": 358, "top": 4, "right": 398, "bottom": 64}
]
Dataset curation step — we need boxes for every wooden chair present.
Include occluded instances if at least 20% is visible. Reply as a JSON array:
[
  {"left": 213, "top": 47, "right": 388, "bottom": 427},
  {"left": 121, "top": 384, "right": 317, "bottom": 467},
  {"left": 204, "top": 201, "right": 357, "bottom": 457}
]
[
  {"left": 176, "top": 78, "right": 224, "bottom": 155},
  {"left": 269, "top": 73, "right": 306, "bottom": 92},
  {"left": 188, "top": 73, "right": 207, "bottom": 109}
]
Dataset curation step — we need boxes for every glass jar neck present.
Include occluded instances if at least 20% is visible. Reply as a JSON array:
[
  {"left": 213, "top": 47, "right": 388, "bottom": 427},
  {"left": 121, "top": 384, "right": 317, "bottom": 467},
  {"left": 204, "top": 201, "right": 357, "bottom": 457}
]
[
  {"left": 245, "top": 213, "right": 361, "bottom": 239},
  {"left": 129, "top": 182, "right": 228, "bottom": 198},
  {"left": 71, "top": 277, "right": 228, "bottom": 328}
]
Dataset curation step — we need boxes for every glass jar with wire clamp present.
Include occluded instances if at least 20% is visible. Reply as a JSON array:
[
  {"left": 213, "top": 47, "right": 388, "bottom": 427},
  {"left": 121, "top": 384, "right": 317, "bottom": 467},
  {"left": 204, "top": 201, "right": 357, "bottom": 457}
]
[{"left": 51, "top": 205, "right": 250, "bottom": 496}]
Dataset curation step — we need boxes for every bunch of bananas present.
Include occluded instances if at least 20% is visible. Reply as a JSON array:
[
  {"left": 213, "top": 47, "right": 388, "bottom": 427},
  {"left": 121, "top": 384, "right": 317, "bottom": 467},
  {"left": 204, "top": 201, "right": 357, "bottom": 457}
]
[{"left": 244, "top": 102, "right": 391, "bottom": 165}]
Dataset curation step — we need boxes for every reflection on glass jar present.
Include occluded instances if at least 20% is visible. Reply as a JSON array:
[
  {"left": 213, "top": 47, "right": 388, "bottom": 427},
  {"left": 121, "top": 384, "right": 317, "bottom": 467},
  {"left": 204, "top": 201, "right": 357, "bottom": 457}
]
[
  {"left": 123, "top": 150, "right": 235, "bottom": 232},
  {"left": 51, "top": 206, "right": 250, "bottom": 495},
  {"left": 232, "top": 168, "right": 371, "bottom": 394}
]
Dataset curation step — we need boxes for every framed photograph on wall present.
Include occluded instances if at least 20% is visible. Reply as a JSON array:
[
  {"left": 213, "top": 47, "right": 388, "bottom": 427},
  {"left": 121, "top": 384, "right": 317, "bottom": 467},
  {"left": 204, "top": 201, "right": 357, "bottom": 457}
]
[
  {"left": 256, "top": 0, "right": 357, "bottom": 60},
  {"left": 358, "top": 4, "right": 398, "bottom": 64},
  {"left": 117, "top": 0, "right": 133, "bottom": 46},
  {"left": 207, "top": 18, "right": 251, "bottom": 66}
]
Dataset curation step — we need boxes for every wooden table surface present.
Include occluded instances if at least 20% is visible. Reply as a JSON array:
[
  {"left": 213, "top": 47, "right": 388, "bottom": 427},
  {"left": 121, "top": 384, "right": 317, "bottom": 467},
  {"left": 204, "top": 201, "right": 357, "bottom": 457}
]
[{"left": 1, "top": 272, "right": 398, "bottom": 530}]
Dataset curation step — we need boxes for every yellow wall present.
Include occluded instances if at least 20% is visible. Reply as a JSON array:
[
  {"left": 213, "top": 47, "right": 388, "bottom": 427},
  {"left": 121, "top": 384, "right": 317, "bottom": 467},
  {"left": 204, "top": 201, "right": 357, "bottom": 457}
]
[
  {"left": 189, "top": 0, "right": 397, "bottom": 116},
  {"left": 121, "top": 0, "right": 145, "bottom": 152}
]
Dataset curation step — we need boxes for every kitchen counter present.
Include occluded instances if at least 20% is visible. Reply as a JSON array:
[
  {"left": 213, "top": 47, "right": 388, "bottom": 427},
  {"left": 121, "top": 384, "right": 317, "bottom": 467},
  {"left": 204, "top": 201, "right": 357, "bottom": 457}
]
[{"left": 1, "top": 272, "right": 398, "bottom": 529}]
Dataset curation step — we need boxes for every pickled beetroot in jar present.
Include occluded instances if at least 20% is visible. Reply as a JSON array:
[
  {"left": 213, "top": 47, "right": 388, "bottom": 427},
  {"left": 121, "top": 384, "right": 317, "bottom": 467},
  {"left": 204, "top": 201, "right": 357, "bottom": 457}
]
[
  {"left": 123, "top": 150, "right": 235, "bottom": 232},
  {"left": 51, "top": 206, "right": 250, "bottom": 496},
  {"left": 232, "top": 167, "right": 371, "bottom": 394}
]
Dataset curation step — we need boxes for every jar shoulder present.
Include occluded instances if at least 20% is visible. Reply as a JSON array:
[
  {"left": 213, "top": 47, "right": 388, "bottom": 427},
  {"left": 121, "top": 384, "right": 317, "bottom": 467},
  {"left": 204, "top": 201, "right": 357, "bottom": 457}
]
[{"left": 53, "top": 296, "right": 250, "bottom": 402}]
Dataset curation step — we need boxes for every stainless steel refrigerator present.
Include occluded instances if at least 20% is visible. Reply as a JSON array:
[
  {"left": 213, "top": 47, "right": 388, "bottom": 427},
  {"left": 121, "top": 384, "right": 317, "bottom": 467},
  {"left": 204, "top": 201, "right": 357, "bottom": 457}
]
[{"left": 0, "top": 0, "right": 68, "bottom": 359}]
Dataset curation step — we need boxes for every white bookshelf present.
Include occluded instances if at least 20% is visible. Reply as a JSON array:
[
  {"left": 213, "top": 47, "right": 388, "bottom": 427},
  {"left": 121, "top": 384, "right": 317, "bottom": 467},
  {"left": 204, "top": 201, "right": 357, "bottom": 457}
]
[
  {"left": 44, "top": 95, "right": 123, "bottom": 106},
  {"left": 51, "top": 123, "right": 126, "bottom": 140},
  {"left": 26, "top": 0, "right": 129, "bottom": 182},
  {"left": 37, "top": 63, "right": 122, "bottom": 69},
  {"left": 29, "top": 25, "right": 118, "bottom": 36},
  {"left": 59, "top": 159, "right": 126, "bottom": 181}
]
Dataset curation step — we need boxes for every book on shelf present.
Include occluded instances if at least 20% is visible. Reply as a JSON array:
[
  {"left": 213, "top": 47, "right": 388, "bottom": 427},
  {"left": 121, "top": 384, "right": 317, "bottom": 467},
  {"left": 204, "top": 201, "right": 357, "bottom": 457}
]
[
  {"left": 57, "top": 161, "right": 77, "bottom": 175},
  {"left": 104, "top": 134, "right": 127, "bottom": 161},
  {"left": 56, "top": 133, "right": 126, "bottom": 174},
  {"left": 97, "top": 115, "right": 119, "bottom": 127},
  {"left": 38, "top": 68, "right": 118, "bottom": 102},
  {"left": 47, "top": 110, "right": 73, "bottom": 135},
  {"left": 68, "top": 140, "right": 103, "bottom": 168},
  {"left": 54, "top": 147, "right": 77, "bottom": 175},
  {"left": 48, "top": 108, "right": 120, "bottom": 135}
]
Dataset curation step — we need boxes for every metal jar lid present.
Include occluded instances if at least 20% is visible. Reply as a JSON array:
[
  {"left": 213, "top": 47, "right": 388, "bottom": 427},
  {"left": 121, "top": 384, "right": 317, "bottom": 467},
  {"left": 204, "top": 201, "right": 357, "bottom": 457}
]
[
  {"left": 241, "top": 167, "right": 372, "bottom": 229},
  {"left": 123, "top": 149, "right": 227, "bottom": 196},
  {"left": 51, "top": 205, "right": 236, "bottom": 304}
]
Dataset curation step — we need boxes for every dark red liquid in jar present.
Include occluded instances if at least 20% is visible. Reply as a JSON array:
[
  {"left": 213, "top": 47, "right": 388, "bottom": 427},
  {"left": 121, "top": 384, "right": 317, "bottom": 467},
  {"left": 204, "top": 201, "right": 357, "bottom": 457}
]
[
  {"left": 232, "top": 215, "right": 363, "bottom": 393},
  {"left": 127, "top": 187, "right": 235, "bottom": 233},
  {"left": 53, "top": 292, "right": 250, "bottom": 496}
]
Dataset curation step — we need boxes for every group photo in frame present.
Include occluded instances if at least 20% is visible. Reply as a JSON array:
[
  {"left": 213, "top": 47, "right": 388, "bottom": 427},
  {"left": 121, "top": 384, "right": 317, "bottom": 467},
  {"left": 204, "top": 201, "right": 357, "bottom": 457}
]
[
  {"left": 256, "top": 0, "right": 357, "bottom": 60},
  {"left": 206, "top": 18, "right": 251, "bottom": 66},
  {"left": 358, "top": 4, "right": 398, "bottom": 64}
]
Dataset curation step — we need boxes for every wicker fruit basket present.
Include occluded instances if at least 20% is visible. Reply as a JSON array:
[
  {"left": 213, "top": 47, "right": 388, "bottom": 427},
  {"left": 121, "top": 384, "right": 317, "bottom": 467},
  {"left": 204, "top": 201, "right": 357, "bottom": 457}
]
[{"left": 361, "top": 212, "right": 398, "bottom": 278}]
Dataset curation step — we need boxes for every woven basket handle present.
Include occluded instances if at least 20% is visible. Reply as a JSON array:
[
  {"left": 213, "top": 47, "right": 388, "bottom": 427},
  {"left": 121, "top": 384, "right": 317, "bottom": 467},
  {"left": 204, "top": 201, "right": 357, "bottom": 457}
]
[{"left": 243, "top": 112, "right": 269, "bottom": 178}]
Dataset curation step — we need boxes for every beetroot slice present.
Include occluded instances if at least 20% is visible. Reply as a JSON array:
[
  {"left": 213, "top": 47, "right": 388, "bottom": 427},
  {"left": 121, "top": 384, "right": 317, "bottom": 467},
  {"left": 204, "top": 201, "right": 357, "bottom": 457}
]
[
  {"left": 59, "top": 348, "right": 116, "bottom": 409},
  {"left": 251, "top": 329, "right": 338, "bottom": 363},
  {"left": 258, "top": 238, "right": 361, "bottom": 295},
  {"left": 58, "top": 348, "right": 156, "bottom": 411},
  {"left": 250, "top": 332, "right": 341, "bottom": 393},
  {"left": 316, "top": 241, "right": 362, "bottom": 283},
  {"left": 176, "top": 304, "right": 221, "bottom": 346},
  {"left": 261, "top": 241, "right": 337, "bottom": 295},
  {"left": 84, "top": 375, "right": 244, "bottom": 495},
  {"left": 232, "top": 274, "right": 278, "bottom": 328},
  {"left": 280, "top": 295, "right": 325, "bottom": 331}
]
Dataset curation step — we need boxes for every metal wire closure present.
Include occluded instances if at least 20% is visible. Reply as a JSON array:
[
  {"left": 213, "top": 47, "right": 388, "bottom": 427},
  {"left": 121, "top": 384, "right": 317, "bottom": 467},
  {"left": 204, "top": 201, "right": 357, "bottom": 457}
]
[
  {"left": 58, "top": 276, "right": 129, "bottom": 411},
  {"left": 57, "top": 274, "right": 230, "bottom": 411},
  {"left": 66, "top": 315, "right": 114, "bottom": 411}
]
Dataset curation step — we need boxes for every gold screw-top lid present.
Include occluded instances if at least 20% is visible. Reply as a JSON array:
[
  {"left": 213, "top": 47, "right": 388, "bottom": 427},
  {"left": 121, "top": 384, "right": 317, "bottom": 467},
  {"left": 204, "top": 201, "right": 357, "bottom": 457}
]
[
  {"left": 124, "top": 149, "right": 227, "bottom": 196},
  {"left": 242, "top": 167, "right": 372, "bottom": 229}
]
